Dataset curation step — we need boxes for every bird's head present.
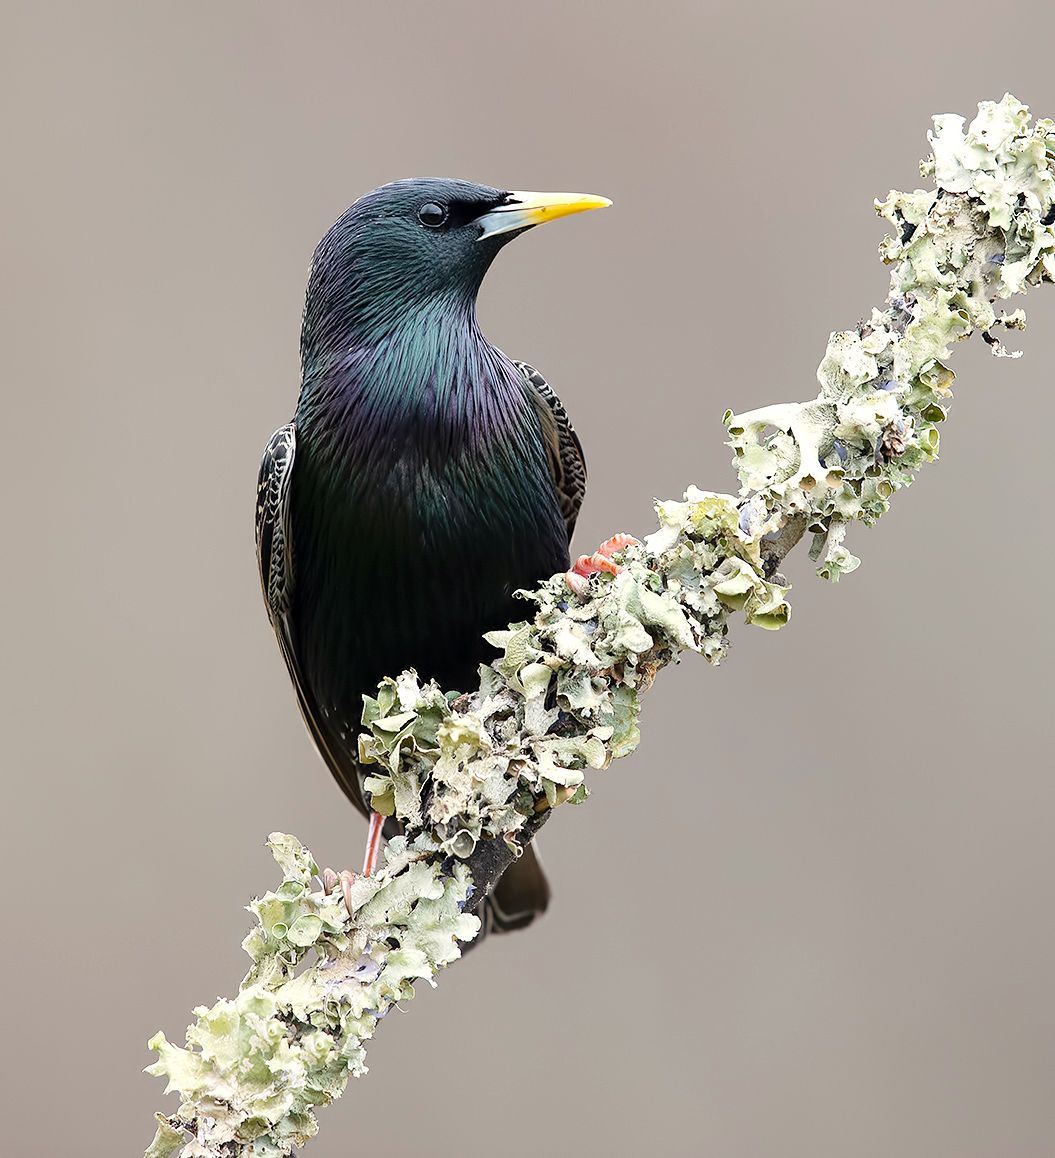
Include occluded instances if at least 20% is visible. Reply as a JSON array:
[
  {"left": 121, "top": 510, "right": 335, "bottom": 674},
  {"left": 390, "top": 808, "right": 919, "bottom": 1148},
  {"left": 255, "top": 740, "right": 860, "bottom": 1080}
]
[{"left": 301, "top": 178, "right": 610, "bottom": 362}]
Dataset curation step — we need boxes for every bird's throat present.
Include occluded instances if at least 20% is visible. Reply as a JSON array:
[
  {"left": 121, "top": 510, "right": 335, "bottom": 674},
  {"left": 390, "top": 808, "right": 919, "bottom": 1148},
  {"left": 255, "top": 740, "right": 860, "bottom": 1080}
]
[{"left": 297, "top": 294, "right": 526, "bottom": 453}]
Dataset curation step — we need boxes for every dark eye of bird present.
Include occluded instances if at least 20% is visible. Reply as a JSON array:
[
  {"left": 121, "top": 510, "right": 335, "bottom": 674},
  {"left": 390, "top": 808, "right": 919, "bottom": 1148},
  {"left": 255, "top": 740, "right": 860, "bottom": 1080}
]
[{"left": 417, "top": 202, "right": 448, "bottom": 228}]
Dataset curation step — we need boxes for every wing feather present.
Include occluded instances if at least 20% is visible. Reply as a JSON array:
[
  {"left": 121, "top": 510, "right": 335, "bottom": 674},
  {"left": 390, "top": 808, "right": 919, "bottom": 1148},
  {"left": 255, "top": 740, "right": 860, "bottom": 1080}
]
[
  {"left": 256, "top": 422, "right": 370, "bottom": 817},
  {"left": 256, "top": 423, "right": 296, "bottom": 618},
  {"left": 515, "top": 360, "right": 587, "bottom": 540}
]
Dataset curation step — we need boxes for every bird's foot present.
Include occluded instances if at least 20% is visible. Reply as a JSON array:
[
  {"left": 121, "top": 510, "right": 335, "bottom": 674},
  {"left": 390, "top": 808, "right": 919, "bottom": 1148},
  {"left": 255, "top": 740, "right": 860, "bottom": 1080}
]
[
  {"left": 321, "top": 811, "right": 387, "bottom": 919},
  {"left": 321, "top": 866, "right": 358, "bottom": 918},
  {"left": 564, "top": 533, "right": 641, "bottom": 595}
]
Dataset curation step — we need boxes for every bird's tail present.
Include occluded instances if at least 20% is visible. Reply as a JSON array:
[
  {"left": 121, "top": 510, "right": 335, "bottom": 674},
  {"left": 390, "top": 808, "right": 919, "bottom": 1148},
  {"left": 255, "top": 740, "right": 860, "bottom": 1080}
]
[{"left": 481, "top": 843, "right": 551, "bottom": 935}]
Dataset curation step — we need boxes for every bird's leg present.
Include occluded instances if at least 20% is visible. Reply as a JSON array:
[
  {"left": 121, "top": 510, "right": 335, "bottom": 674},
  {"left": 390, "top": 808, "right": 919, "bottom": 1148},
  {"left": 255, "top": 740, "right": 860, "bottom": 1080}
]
[
  {"left": 320, "top": 812, "right": 387, "bottom": 919},
  {"left": 363, "top": 810, "right": 385, "bottom": 877},
  {"left": 564, "top": 533, "right": 641, "bottom": 595}
]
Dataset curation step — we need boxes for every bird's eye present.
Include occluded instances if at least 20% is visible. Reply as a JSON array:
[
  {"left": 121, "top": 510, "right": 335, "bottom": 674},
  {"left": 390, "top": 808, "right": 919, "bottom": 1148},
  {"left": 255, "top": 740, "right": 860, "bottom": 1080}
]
[{"left": 417, "top": 202, "right": 448, "bottom": 228}]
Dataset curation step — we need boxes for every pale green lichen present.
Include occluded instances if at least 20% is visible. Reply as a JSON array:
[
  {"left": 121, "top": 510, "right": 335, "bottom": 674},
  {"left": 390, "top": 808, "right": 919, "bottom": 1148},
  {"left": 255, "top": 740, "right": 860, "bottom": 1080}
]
[
  {"left": 728, "top": 93, "right": 1054, "bottom": 577},
  {"left": 147, "top": 96, "right": 1055, "bottom": 1156},
  {"left": 147, "top": 834, "right": 476, "bottom": 1155},
  {"left": 146, "top": 488, "right": 779, "bottom": 1157}
]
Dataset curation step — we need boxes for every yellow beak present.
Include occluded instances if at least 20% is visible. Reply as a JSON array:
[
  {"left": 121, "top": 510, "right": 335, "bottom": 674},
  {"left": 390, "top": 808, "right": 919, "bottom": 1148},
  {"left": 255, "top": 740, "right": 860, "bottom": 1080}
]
[{"left": 475, "top": 190, "right": 612, "bottom": 241}]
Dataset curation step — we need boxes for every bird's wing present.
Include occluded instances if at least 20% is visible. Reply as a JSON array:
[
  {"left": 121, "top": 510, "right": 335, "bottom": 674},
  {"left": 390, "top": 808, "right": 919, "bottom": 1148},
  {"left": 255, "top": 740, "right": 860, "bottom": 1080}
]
[
  {"left": 515, "top": 360, "right": 587, "bottom": 540},
  {"left": 256, "top": 422, "right": 369, "bottom": 816},
  {"left": 256, "top": 422, "right": 297, "bottom": 619}
]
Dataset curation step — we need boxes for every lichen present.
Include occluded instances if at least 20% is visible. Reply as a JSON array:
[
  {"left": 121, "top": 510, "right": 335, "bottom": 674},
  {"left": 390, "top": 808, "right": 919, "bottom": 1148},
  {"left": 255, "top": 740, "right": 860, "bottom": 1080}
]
[
  {"left": 727, "top": 94, "right": 1054, "bottom": 577},
  {"left": 146, "top": 834, "right": 476, "bottom": 1155},
  {"left": 147, "top": 95, "right": 1055, "bottom": 1156}
]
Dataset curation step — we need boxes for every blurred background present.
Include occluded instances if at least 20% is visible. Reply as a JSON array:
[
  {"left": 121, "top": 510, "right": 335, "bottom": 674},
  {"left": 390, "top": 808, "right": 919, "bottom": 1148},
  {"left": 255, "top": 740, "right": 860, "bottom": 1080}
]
[{"left": 3, "top": 3, "right": 1054, "bottom": 1155}]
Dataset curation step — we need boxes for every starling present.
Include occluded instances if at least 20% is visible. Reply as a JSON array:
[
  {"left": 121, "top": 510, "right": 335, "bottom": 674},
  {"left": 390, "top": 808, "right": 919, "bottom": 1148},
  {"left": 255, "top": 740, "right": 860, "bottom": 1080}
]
[{"left": 256, "top": 179, "right": 616, "bottom": 932}]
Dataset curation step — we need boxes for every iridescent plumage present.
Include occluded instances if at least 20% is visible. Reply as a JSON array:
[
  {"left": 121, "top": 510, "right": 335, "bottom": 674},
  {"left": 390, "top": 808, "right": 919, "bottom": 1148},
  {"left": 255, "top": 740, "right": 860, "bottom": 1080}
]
[{"left": 256, "top": 179, "right": 603, "bottom": 931}]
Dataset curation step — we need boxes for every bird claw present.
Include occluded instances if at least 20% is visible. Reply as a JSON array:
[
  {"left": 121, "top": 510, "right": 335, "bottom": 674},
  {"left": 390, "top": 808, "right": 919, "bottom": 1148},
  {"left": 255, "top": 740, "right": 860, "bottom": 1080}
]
[
  {"left": 564, "top": 533, "right": 641, "bottom": 594},
  {"left": 322, "top": 866, "right": 358, "bottom": 918},
  {"left": 319, "top": 810, "right": 387, "bottom": 920}
]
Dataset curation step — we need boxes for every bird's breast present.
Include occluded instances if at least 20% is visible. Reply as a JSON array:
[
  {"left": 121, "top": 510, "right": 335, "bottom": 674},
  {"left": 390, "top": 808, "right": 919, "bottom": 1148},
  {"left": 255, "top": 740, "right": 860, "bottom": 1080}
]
[{"left": 291, "top": 367, "right": 569, "bottom": 717}]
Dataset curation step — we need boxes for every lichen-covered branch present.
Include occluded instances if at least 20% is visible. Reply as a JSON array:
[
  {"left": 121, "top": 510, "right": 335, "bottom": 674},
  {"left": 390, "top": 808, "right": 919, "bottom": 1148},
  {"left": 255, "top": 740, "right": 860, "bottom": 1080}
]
[{"left": 146, "top": 96, "right": 1055, "bottom": 1158}]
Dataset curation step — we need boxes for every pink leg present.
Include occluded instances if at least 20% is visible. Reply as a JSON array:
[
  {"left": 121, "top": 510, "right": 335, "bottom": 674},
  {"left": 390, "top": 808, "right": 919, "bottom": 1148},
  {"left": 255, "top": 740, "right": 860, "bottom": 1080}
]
[
  {"left": 321, "top": 810, "right": 387, "bottom": 918},
  {"left": 363, "top": 810, "right": 385, "bottom": 877},
  {"left": 564, "top": 533, "right": 642, "bottom": 594}
]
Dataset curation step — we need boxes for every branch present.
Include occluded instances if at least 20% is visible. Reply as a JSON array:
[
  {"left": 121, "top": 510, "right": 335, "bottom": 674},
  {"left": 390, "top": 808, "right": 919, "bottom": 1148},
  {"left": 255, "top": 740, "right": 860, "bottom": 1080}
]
[{"left": 145, "top": 95, "right": 1055, "bottom": 1158}]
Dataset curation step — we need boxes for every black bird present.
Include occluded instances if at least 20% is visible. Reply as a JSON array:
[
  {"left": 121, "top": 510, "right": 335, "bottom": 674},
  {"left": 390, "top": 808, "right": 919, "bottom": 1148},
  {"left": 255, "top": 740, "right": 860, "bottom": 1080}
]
[{"left": 256, "top": 179, "right": 613, "bottom": 932}]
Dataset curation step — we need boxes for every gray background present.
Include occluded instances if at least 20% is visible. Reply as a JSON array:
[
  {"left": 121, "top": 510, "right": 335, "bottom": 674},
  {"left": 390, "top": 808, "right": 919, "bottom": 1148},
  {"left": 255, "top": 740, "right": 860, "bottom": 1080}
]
[{"left": 3, "top": 3, "right": 1053, "bottom": 1156}]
